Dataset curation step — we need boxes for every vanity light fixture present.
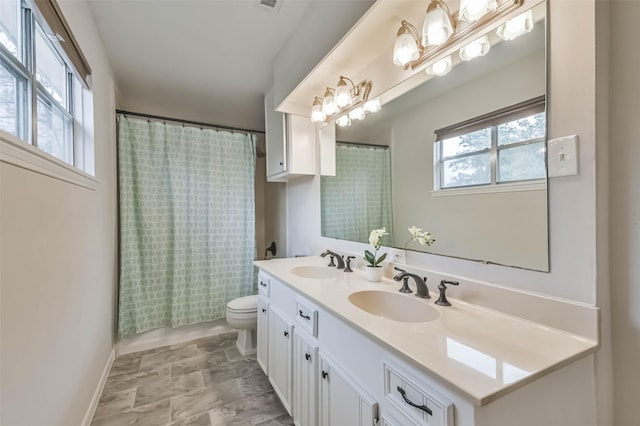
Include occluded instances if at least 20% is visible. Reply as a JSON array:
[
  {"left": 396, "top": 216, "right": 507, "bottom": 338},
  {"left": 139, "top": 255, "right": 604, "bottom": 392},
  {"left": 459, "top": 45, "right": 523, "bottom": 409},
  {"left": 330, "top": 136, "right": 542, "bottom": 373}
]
[
  {"left": 459, "top": 0, "right": 497, "bottom": 23},
  {"left": 426, "top": 55, "right": 452, "bottom": 76},
  {"left": 496, "top": 9, "right": 533, "bottom": 40},
  {"left": 459, "top": 35, "right": 490, "bottom": 61},
  {"left": 363, "top": 98, "right": 381, "bottom": 113},
  {"left": 423, "top": 0, "right": 455, "bottom": 47},
  {"left": 392, "top": 0, "right": 523, "bottom": 70},
  {"left": 335, "top": 76, "right": 355, "bottom": 108},
  {"left": 348, "top": 106, "right": 366, "bottom": 121},
  {"left": 321, "top": 87, "right": 338, "bottom": 116},
  {"left": 336, "top": 115, "right": 351, "bottom": 127},
  {"left": 393, "top": 20, "right": 421, "bottom": 67}
]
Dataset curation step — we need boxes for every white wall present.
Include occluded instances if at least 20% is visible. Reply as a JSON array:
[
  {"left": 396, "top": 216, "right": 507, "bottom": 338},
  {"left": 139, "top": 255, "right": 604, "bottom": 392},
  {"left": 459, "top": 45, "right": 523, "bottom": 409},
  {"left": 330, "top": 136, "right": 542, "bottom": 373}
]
[
  {"left": 0, "top": 1, "right": 117, "bottom": 425},
  {"left": 609, "top": 2, "right": 640, "bottom": 424}
]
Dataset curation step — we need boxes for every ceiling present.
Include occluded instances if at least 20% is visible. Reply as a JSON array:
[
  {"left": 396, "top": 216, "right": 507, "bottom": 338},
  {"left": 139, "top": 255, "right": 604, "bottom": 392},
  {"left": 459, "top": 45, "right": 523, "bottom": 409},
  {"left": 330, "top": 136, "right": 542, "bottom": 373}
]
[{"left": 88, "top": 0, "right": 315, "bottom": 131}]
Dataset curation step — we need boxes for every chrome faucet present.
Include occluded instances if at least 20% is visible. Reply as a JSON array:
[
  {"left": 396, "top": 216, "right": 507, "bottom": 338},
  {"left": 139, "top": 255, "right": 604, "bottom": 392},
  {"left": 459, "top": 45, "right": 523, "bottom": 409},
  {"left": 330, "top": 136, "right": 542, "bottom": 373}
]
[
  {"left": 393, "top": 267, "right": 430, "bottom": 299},
  {"left": 321, "top": 250, "right": 345, "bottom": 269}
]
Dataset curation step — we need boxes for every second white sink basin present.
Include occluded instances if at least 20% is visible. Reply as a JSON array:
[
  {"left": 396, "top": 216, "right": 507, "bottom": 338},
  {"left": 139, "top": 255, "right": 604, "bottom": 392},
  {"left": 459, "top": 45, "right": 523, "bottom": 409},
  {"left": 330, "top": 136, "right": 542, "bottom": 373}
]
[
  {"left": 291, "top": 266, "right": 338, "bottom": 279},
  {"left": 348, "top": 290, "right": 440, "bottom": 323}
]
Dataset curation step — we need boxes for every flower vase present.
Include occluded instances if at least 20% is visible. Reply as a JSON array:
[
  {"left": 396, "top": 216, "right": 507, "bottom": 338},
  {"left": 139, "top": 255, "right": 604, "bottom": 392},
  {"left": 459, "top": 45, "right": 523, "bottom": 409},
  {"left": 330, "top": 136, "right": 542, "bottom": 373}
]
[{"left": 365, "top": 265, "right": 384, "bottom": 282}]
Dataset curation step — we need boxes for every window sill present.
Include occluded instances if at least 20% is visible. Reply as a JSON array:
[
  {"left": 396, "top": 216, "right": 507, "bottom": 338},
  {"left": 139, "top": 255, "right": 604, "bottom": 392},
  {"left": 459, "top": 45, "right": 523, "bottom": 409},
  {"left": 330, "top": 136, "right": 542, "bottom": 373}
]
[
  {"left": 431, "top": 180, "right": 546, "bottom": 197},
  {"left": 0, "top": 131, "right": 98, "bottom": 190}
]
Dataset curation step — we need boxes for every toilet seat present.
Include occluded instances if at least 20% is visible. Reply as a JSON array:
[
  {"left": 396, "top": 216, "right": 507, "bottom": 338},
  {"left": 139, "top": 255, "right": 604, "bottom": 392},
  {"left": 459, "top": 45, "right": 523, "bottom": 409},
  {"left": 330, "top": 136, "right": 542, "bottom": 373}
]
[{"left": 226, "top": 294, "right": 258, "bottom": 313}]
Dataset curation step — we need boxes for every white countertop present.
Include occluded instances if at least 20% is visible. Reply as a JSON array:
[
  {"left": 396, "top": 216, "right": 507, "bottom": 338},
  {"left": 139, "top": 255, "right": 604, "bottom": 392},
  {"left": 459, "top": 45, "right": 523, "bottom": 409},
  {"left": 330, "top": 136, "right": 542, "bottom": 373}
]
[{"left": 254, "top": 256, "right": 598, "bottom": 406}]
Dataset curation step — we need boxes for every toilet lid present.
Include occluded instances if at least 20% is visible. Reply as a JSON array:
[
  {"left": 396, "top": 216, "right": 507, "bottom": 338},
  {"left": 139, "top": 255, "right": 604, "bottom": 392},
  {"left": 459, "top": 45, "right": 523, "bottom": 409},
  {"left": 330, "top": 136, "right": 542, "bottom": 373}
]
[{"left": 227, "top": 294, "right": 258, "bottom": 312}]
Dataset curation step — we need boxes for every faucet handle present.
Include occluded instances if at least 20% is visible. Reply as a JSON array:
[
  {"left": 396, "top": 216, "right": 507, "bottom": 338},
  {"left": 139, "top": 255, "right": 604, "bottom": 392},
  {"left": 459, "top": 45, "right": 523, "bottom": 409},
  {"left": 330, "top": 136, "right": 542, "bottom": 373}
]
[
  {"left": 328, "top": 255, "right": 336, "bottom": 267},
  {"left": 435, "top": 280, "right": 459, "bottom": 306},
  {"left": 393, "top": 266, "right": 406, "bottom": 279},
  {"left": 344, "top": 256, "right": 355, "bottom": 272}
]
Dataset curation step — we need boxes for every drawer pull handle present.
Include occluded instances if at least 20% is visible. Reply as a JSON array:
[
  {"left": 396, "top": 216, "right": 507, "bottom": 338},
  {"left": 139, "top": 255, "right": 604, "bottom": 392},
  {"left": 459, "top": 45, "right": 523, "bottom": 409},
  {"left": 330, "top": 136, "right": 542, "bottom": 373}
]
[
  {"left": 299, "top": 310, "right": 311, "bottom": 320},
  {"left": 397, "top": 386, "right": 432, "bottom": 416},
  {"left": 260, "top": 282, "right": 267, "bottom": 287},
  {"left": 305, "top": 353, "right": 311, "bottom": 361},
  {"left": 261, "top": 308, "right": 266, "bottom": 313},
  {"left": 321, "top": 370, "right": 329, "bottom": 379},
  {"left": 283, "top": 331, "right": 289, "bottom": 337}
]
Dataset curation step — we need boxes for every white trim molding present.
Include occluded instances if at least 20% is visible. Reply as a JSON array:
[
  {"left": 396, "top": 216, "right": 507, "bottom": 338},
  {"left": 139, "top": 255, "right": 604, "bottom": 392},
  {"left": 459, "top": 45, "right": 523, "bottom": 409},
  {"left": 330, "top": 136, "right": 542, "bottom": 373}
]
[
  {"left": 81, "top": 348, "right": 115, "bottom": 426},
  {"left": 0, "top": 131, "right": 99, "bottom": 190},
  {"left": 431, "top": 180, "right": 546, "bottom": 197}
]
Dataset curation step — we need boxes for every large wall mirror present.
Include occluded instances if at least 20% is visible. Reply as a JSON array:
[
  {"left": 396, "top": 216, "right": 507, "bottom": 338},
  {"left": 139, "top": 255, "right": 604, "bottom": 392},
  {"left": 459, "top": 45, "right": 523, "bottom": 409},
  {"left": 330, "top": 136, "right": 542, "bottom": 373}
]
[{"left": 321, "top": 3, "right": 549, "bottom": 271}]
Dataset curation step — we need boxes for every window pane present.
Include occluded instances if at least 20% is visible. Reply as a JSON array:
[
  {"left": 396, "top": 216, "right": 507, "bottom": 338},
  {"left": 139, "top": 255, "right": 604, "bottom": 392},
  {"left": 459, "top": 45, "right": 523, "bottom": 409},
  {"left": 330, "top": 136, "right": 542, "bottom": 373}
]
[
  {"left": 36, "top": 25, "right": 67, "bottom": 106},
  {"left": 442, "top": 128, "right": 491, "bottom": 157},
  {"left": 498, "top": 112, "right": 545, "bottom": 146},
  {"left": 443, "top": 152, "right": 491, "bottom": 188},
  {"left": 0, "top": 61, "right": 26, "bottom": 138},
  {"left": 498, "top": 142, "right": 546, "bottom": 182},
  {"left": 0, "top": 0, "right": 20, "bottom": 59},
  {"left": 37, "top": 96, "right": 72, "bottom": 164}
]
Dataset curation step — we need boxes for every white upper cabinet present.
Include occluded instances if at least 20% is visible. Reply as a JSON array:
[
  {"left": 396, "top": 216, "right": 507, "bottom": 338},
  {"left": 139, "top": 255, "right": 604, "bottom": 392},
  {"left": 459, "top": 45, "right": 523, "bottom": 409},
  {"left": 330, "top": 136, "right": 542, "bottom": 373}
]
[{"left": 264, "top": 89, "right": 317, "bottom": 182}]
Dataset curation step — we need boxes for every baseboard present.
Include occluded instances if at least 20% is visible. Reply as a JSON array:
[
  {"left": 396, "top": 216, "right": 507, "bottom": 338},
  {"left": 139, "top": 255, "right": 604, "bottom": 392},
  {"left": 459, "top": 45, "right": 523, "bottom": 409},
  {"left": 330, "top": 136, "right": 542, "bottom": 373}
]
[
  {"left": 117, "top": 318, "right": 234, "bottom": 356},
  {"left": 81, "top": 347, "right": 116, "bottom": 426}
]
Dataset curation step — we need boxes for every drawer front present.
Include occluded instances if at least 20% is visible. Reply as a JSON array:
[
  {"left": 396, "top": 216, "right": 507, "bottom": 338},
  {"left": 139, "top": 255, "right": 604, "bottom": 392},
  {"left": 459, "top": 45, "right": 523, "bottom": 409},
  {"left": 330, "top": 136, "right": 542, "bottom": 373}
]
[
  {"left": 383, "top": 362, "right": 454, "bottom": 426},
  {"left": 295, "top": 297, "right": 318, "bottom": 337},
  {"left": 258, "top": 271, "right": 271, "bottom": 297}
]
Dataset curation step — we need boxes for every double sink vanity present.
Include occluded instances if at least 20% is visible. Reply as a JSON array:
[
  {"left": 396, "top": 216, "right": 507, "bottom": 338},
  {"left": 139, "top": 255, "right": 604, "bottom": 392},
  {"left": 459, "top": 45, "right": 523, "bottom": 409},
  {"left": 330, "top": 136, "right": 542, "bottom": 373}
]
[{"left": 254, "top": 256, "right": 597, "bottom": 426}]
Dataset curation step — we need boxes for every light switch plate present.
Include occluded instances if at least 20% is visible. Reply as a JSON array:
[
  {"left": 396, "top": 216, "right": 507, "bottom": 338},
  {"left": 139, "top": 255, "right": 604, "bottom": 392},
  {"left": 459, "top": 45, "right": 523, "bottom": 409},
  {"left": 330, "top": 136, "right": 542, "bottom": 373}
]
[
  {"left": 389, "top": 248, "right": 406, "bottom": 265},
  {"left": 548, "top": 135, "right": 579, "bottom": 177}
]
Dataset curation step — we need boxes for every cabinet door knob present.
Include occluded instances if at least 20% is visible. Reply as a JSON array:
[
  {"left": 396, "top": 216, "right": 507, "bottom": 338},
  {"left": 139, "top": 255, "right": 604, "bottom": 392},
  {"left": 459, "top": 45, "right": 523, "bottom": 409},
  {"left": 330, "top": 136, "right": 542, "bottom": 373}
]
[
  {"left": 283, "top": 330, "right": 289, "bottom": 337},
  {"left": 321, "top": 370, "right": 328, "bottom": 379},
  {"left": 279, "top": 161, "right": 283, "bottom": 165},
  {"left": 305, "top": 353, "right": 311, "bottom": 361},
  {"left": 397, "top": 386, "right": 432, "bottom": 416},
  {"left": 261, "top": 308, "right": 266, "bottom": 313}
]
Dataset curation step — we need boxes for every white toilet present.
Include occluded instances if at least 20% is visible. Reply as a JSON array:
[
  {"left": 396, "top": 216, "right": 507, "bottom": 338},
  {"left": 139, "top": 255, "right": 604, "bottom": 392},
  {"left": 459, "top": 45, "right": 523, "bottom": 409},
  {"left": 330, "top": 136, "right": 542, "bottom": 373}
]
[{"left": 225, "top": 294, "right": 258, "bottom": 356}]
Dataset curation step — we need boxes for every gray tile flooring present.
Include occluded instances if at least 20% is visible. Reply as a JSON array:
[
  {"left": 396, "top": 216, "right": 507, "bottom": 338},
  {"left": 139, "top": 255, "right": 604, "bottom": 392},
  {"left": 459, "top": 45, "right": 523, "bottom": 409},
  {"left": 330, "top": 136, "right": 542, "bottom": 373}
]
[{"left": 91, "top": 332, "right": 293, "bottom": 426}]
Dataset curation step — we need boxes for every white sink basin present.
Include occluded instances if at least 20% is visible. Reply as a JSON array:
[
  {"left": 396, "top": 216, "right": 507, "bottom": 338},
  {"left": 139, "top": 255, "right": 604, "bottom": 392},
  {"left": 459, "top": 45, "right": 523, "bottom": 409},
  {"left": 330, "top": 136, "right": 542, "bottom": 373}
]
[
  {"left": 291, "top": 266, "right": 338, "bottom": 279},
  {"left": 348, "top": 290, "right": 440, "bottom": 323}
]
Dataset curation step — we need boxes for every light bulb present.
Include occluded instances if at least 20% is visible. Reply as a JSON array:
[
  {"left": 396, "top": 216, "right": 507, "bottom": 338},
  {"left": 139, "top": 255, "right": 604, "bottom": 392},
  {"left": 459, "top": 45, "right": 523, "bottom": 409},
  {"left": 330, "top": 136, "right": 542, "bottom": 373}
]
[
  {"left": 348, "top": 107, "right": 365, "bottom": 121},
  {"left": 459, "top": 0, "right": 497, "bottom": 23},
  {"left": 336, "top": 115, "right": 351, "bottom": 127},
  {"left": 322, "top": 88, "right": 338, "bottom": 116},
  {"left": 335, "top": 79, "right": 352, "bottom": 108},
  {"left": 459, "top": 35, "right": 490, "bottom": 61},
  {"left": 393, "top": 28, "right": 420, "bottom": 67},
  {"left": 310, "top": 102, "right": 326, "bottom": 123},
  {"left": 497, "top": 10, "right": 533, "bottom": 41},
  {"left": 363, "top": 99, "right": 381, "bottom": 113},
  {"left": 422, "top": 0, "right": 454, "bottom": 47},
  {"left": 427, "top": 56, "right": 452, "bottom": 76}
]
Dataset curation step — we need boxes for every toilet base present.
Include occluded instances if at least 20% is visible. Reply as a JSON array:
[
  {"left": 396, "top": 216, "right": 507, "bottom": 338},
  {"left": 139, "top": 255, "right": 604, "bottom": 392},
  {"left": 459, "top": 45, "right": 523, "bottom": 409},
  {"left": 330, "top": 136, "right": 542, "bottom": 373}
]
[{"left": 236, "top": 329, "right": 256, "bottom": 356}]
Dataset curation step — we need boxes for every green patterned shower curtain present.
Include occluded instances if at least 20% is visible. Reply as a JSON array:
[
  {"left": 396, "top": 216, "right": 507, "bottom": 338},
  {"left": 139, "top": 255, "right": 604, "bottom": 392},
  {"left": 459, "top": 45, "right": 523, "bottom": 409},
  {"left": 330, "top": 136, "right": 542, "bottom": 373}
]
[
  {"left": 117, "top": 116, "right": 256, "bottom": 336},
  {"left": 321, "top": 143, "right": 393, "bottom": 244}
]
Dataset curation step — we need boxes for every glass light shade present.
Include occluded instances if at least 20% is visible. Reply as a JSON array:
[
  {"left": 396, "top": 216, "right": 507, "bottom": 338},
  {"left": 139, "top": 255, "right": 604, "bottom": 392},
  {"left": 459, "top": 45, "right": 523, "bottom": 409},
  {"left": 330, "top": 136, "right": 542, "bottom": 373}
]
[
  {"left": 335, "top": 81, "right": 352, "bottom": 108},
  {"left": 459, "top": 0, "right": 497, "bottom": 23},
  {"left": 459, "top": 35, "right": 490, "bottom": 61},
  {"left": 426, "top": 56, "right": 452, "bottom": 76},
  {"left": 422, "top": 0, "right": 454, "bottom": 47},
  {"left": 348, "top": 107, "right": 365, "bottom": 121},
  {"left": 497, "top": 10, "right": 534, "bottom": 41},
  {"left": 393, "top": 31, "right": 420, "bottom": 67},
  {"left": 336, "top": 115, "right": 351, "bottom": 127},
  {"left": 363, "top": 99, "right": 381, "bottom": 113},
  {"left": 322, "top": 93, "right": 338, "bottom": 116},
  {"left": 310, "top": 102, "right": 326, "bottom": 123}
]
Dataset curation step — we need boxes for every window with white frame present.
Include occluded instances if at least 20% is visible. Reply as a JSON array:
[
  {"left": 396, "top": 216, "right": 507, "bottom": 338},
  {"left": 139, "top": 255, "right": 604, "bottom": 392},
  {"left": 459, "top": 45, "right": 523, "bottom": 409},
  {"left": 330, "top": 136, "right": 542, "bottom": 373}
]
[
  {"left": 434, "top": 96, "right": 546, "bottom": 190},
  {"left": 0, "top": 0, "right": 92, "bottom": 173}
]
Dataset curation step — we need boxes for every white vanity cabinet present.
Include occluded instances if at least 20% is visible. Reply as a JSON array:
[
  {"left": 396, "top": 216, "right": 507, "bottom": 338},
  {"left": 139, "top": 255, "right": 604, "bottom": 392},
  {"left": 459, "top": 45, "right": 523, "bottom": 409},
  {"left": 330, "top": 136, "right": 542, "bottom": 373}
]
[
  {"left": 318, "top": 353, "right": 379, "bottom": 426},
  {"left": 264, "top": 89, "right": 316, "bottom": 182},
  {"left": 293, "top": 330, "right": 319, "bottom": 426},
  {"left": 268, "top": 305, "right": 294, "bottom": 415}
]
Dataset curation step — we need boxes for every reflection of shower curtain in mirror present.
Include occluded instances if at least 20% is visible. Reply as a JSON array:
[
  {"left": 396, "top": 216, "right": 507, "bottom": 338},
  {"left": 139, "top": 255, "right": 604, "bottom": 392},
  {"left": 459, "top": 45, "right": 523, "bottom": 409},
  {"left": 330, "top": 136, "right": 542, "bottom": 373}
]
[
  {"left": 117, "top": 116, "right": 256, "bottom": 336},
  {"left": 321, "top": 143, "right": 393, "bottom": 244}
]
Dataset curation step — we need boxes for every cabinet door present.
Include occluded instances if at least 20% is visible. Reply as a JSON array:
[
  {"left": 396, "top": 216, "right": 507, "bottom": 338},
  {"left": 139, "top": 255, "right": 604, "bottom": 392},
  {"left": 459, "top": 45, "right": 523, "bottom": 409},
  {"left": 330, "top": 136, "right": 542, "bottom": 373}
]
[
  {"left": 319, "top": 354, "right": 378, "bottom": 426},
  {"left": 293, "top": 330, "right": 319, "bottom": 426},
  {"left": 257, "top": 297, "right": 269, "bottom": 375},
  {"left": 265, "top": 90, "right": 286, "bottom": 177},
  {"left": 268, "top": 305, "right": 294, "bottom": 415}
]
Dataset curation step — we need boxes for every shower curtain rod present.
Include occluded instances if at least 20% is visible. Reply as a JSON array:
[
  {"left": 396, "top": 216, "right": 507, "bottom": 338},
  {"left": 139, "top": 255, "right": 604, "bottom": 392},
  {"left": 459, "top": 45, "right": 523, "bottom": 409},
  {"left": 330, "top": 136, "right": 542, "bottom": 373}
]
[
  {"left": 116, "top": 110, "right": 266, "bottom": 135},
  {"left": 337, "top": 140, "right": 389, "bottom": 149}
]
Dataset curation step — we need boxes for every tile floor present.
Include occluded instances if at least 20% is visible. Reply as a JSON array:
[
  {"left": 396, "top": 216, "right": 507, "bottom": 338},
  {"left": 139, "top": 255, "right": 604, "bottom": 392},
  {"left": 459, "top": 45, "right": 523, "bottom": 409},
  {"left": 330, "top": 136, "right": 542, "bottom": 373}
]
[{"left": 91, "top": 332, "right": 293, "bottom": 426}]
